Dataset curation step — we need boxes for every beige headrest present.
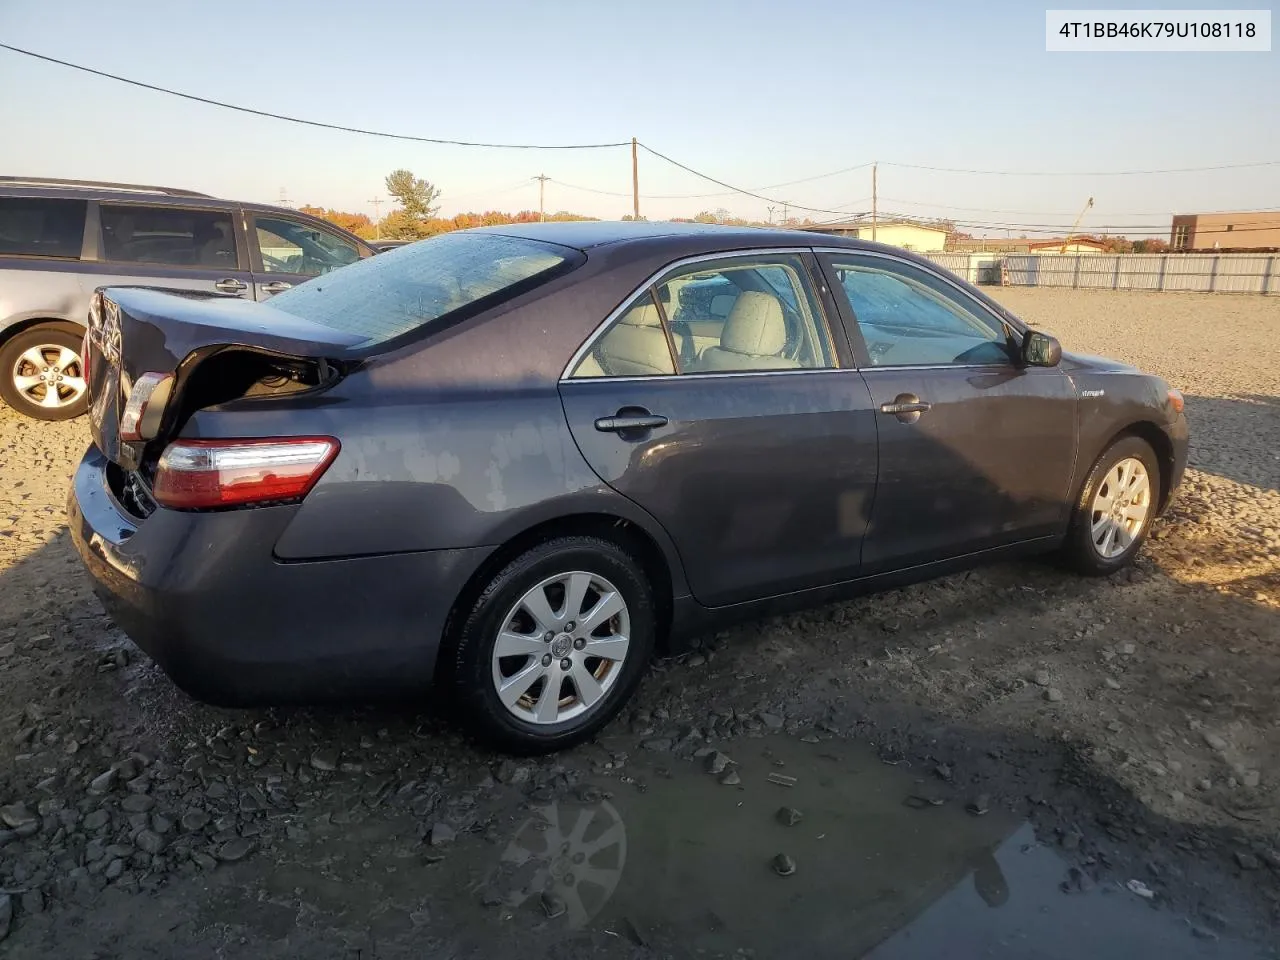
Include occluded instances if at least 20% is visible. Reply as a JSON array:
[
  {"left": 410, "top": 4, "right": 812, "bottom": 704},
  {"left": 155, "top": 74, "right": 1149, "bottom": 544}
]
[
  {"left": 618, "top": 301, "right": 662, "bottom": 328},
  {"left": 721, "top": 291, "right": 786, "bottom": 356}
]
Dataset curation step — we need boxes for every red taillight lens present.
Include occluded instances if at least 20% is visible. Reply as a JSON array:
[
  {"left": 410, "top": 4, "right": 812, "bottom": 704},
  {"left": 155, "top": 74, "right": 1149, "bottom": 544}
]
[
  {"left": 119, "top": 372, "right": 174, "bottom": 441},
  {"left": 152, "top": 437, "right": 339, "bottom": 510}
]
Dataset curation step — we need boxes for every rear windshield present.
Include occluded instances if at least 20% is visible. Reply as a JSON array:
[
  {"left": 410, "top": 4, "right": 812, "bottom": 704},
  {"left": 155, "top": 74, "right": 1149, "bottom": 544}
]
[{"left": 267, "top": 232, "right": 580, "bottom": 346}]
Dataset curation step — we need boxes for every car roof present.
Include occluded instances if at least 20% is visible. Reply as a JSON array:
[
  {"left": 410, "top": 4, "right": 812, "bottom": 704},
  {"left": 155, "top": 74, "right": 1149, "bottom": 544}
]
[{"left": 467, "top": 220, "right": 871, "bottom": 252}]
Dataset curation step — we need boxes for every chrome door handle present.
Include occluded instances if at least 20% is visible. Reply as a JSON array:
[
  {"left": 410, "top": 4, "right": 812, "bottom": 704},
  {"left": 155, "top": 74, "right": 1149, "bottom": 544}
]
[
  {"left": 880, "top": 393, "right": 931, "bottom": 424},
  {"left": 595, "top": 414, "right": 668, "bottom": 432},
  {"left": 260, "top": 281, "right": 293, "bottom": 294},
  {"left": 879, "top": 401, "right": 931, "bottom": 415},
  {"left": 215, "top": 278, "right": 247, "bottom": 294}
]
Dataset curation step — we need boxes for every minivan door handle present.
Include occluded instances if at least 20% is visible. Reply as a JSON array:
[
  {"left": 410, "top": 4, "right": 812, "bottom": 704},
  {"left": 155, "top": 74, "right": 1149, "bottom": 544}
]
[
  {"left": 879, "top": 393, "right": 931, "bottom": 423},
  {"left": 595, "top": 411, "right": 669, "bottom": 433},
  {"left": 259, "top": 281, "right": 292, "bottom": 294},
  {"left": 215, "top": 278, "right": 248, "bottom": 294}
]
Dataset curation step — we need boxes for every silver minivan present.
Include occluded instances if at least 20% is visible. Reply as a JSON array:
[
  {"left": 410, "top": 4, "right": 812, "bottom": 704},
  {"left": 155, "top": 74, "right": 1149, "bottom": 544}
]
[{"left": 0, "top": 177, "right": 377, "bottom": 420}]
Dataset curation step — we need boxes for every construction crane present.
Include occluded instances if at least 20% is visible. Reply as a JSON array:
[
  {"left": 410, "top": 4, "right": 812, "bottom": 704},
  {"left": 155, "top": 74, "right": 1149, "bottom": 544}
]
[{"left": 1060, "top": 196, "right": 1095, "bottom": 253}]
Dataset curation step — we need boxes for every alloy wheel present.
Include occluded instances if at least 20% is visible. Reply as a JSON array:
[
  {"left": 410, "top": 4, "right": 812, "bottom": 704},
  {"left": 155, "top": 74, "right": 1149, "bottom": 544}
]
[
  {"left": 491, "top": 571, "right": 631, "bottom": 726},
  {"left": 11, "top": 343, "right": 86, "bottom": 412},
  {"left": 1089, "top": 457, "right": 1152, "bottom": 559}
]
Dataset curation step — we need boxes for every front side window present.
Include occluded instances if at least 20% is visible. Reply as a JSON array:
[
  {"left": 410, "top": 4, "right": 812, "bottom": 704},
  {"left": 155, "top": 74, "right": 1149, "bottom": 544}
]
[
  {"left": 255, "top": 216, "right": 360, "bottom": 277},
  {"left": 0, "top": 197, "right": 87, "bottom": 259},
  {"left": 100, "top": 205, "right": 237, "bottom": 269},
  {"left": 268, "top": 232, "right": 577, "bottom": 347},
  {"left": 831, "top": 257, "right": 1011, "bottom": 367}
]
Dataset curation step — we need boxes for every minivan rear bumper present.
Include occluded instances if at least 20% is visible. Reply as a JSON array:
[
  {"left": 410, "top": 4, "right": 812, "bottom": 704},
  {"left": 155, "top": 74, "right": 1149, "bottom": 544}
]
[{"left": 68, "top": 444, "right": 492, "bottom": 705}]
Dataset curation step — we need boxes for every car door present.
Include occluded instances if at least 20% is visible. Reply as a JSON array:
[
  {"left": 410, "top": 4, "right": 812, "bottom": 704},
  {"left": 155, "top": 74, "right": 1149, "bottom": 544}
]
[
  {"left": 86, "top": 201, "right": 254, "bottom": 297},
  {"left": 558, "top": 250, "right": 878, "bottom": 608},
  {"left": 817, "top": 251, "right": 1077, "bottom": 575},
  {"left": 247, "top": 211, "right": 366, "bottom": 300}
]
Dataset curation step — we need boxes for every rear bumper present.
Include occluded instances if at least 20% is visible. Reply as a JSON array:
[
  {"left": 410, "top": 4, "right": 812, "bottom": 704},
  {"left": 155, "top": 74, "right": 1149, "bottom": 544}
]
[{"left": 68, "top": 445, "right": 493, "bottom": 705}]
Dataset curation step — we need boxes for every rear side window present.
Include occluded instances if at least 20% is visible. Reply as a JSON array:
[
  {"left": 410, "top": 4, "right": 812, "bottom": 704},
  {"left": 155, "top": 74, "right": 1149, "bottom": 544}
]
[
  {"left": 267, "top": 232, "right": 579, "bottom": 346},
  {"left": 0, "top": 197, "right": 87, "bottom": 259},
  {"left": 100, "top": 205, "right": 239, "bottom": 269}
]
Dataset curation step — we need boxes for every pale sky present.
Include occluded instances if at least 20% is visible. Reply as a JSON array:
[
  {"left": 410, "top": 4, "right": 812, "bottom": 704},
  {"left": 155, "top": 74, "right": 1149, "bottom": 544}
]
[{"left": 1, "top": 0, "right": 1276, "bottom": 237}]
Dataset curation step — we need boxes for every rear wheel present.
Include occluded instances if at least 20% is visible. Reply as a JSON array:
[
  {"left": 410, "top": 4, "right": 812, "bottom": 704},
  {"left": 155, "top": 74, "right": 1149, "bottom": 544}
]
[
  {"left": 447, "top": 536, "right": 655, "bottom": 753},
  {"left": 0, "top": 323, "right": 88, "bottom": 421},
  {"left": 1062, "top": 435, "right": 1160, "bottom": 576}
]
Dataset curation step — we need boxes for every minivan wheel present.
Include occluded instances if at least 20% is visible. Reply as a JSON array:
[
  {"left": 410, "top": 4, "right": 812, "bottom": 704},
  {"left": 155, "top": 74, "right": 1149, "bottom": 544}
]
[
  {"left": 448, "top": 536, "right": 655, "bottom": 754},
  {"left": 1062, "top": 435, "right": 1161, "bottom": 576},
  {"left": 0, "top": 324, "right": 89, "bottom": 421}
]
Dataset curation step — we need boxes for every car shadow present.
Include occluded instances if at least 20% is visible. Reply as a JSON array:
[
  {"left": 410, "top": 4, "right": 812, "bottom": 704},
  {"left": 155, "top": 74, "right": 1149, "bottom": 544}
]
[{"left": 1183, "top": 393, "right": 1279, "bottom": 491}]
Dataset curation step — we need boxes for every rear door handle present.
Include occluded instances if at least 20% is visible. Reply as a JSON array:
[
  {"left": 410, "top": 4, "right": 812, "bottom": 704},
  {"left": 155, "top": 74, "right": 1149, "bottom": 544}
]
[
  {"left": 879, "top": 401, "right": 931, "bottom": 415},
  {"left": 215, "top": 278, "right": 248, "bottom": 294},
  {"left": 879, "top": 393, "right": 931, "bottom": 423},
  {"left": 260, "top": 281, "right": 292, "bottom": 294},
  {"left": 595, "top": 414, "right": 668, "bottom": 432}
]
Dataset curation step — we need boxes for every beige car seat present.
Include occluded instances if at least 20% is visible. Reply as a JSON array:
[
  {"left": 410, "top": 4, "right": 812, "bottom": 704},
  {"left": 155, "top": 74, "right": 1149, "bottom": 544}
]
[{"left": 696, "top": 291, "right": 798, "bottom": 370}]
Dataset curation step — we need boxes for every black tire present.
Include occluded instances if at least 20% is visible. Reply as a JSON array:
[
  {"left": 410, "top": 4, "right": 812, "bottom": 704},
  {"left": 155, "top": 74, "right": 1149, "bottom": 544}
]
[
  {"left": 0, "top": 323, "right": 88, "bottom": 421},
  {"left": 1062, "top": 435, "right": 1161, "bottom": 576},
  {"left": 446, "top": 536, "right": 656, "bottom": 754}
]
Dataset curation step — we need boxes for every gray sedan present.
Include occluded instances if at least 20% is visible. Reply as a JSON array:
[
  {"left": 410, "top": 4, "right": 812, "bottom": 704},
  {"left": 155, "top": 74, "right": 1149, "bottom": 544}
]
[{"left": 68, "top": 222, "right": 1188, "bottom": 752}]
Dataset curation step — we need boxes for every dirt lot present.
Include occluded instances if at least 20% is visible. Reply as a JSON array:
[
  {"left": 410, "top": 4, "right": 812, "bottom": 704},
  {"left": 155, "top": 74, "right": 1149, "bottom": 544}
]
[{"left": 0, "top": 288, "right": 1277, "bottom": 958}]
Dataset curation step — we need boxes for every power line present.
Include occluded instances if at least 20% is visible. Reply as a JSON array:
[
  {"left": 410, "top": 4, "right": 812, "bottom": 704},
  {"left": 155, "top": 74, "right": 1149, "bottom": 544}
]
[
  {"left": 875, "top": 196, "right": 1178, "bottom": 217},
  {"left": 880, "top": 159, "right": 1280, "bottom": 176},
  {"left": 0, "top": 43, "right": 629, "bottom": 150},
  {"left": 635, "top": 143, "right": 873, "bottom": 215}
]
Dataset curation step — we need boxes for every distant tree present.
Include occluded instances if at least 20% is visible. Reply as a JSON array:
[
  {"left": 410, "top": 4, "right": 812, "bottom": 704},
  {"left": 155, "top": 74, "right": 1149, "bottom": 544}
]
[
  {"left": 299, "top": 205, "right": 375, "bottom": 239},
  {"left": 379, "top": 208, "right": 429, "bottom": 240},
  {"left": 385, "top": 169, "right": 442, "bottom": 222},
  {"left": 1132, "top": 238, "right": 1169, "bottom": 253},
  {"left": 1096, "top": 234, "right": 1134, "bottom": 253}
]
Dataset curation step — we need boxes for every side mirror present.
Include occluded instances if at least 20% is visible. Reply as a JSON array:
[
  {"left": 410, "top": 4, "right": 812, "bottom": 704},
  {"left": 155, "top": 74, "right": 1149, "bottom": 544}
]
[{"left": 1021, "top": 331, "right": 1062, "bottom": 367}]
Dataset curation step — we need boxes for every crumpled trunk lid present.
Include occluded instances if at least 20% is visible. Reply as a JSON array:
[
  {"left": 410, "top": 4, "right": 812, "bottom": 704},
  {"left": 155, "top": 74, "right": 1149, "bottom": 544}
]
[{"left": 86, "top": 286, "right": 367, "bottom": 469}]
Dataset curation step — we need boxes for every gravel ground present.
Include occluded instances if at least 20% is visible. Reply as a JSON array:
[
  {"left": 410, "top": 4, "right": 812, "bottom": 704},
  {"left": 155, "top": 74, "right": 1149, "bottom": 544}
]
[{"left": 0, "top": 288, "right": 1277, "bottom": 957}]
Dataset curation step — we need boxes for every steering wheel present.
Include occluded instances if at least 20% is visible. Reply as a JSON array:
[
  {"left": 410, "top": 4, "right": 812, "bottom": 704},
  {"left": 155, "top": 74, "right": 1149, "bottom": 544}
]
[{"left": 262, "top": 253, "right": 292, "bottom": 272}]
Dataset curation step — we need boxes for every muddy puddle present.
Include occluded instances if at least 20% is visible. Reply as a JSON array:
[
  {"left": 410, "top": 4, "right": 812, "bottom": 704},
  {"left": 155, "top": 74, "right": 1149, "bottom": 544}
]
[
  {"left": 418, "top": 735, "right": 1269, "bottom": 959},
  {"left": 214, "top": 733, "right": 1275, "bottom": 959}
]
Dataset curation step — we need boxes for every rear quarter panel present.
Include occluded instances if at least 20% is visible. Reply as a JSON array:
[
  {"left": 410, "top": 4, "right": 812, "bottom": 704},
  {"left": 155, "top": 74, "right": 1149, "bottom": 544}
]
[{"left": 0, "top": 257, "right": 93, "bottom": 332}]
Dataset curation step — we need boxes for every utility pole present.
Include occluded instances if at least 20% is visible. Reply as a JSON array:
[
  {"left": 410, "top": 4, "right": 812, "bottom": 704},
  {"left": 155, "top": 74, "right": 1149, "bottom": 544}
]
[
  {"left": 368, "top": 197, "right": 384, "bottom": 241},
  {"left": 767, "top": 205, "right": 776, "bottom": 224},
  {"left": 631, "top": 137, "right": 640, "bottom": 221},
  {"left": 781, "top": 201, "right": 789, "bottom": 224},
  {"left": 534, "top": 174, "right": 550, "bottom": 222},
  {"left": 871, "top": 162, "right": 878, "bottom": 242}
]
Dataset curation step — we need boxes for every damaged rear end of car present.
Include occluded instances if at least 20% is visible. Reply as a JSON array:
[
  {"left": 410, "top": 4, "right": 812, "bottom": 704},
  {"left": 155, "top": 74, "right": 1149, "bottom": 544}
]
[
  {"left": 83, "top": 286, "right": 359, "bottom": 518},
  {"left": 68, "top": 231, "right": 586, "bottom": 707}
]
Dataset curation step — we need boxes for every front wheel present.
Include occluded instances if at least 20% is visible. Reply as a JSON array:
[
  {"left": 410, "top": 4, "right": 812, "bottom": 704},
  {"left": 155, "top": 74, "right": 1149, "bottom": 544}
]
[
  {"left": 0, "top": 323, "right": 89, "bottom": 421},
  {"left": 1062, "top": 435, "right": 1161, "bottom": 576},
  {"left": 446, "top": 536, "right": 656, "bottom": 753}
]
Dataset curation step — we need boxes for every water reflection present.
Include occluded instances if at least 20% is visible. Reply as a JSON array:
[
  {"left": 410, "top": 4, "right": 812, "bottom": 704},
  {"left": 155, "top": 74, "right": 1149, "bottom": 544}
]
[{"left": 473, "top": 735, "right": 1267, "bottom": 959}]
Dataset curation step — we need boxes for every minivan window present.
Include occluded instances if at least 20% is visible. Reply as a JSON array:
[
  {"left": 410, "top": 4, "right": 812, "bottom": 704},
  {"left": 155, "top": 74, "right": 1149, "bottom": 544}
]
[
  {"left": 100, "top": 205, "right": 238, "bottom": 269},
  {"left": 267, "top": 232, "right": 579, "bottom": 346},
  {"left": 255, "top": 215, "right": 360, "bottom": 277},
  {"left": 0, "top": 197, "right": 87, "bottom": 259}
]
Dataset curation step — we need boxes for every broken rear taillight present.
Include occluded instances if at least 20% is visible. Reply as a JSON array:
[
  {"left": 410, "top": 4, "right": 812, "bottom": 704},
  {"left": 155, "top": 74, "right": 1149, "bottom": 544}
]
[
  {"left": 119, "top": 372, "right": 174, "bottom": 441},
  {"left": 152, "top": 437, "right": 339, "bottom": 510}
]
